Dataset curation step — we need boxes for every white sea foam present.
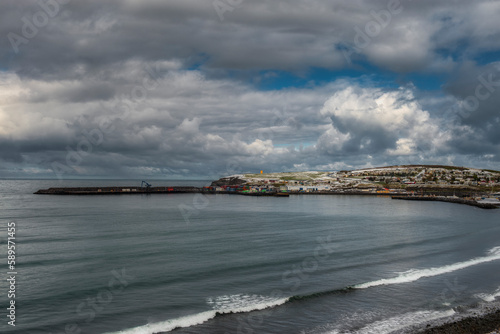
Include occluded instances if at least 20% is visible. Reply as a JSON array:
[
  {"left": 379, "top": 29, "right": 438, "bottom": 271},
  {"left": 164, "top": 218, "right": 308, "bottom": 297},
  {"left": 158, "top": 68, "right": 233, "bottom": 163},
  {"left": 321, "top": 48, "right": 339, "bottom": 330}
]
[
  {"left": 207, "top": 293, "right": 289, "bottom": 314},
  {"left": 475, "top": 287, "right": 500, "bottom": 302},
  {"left": 352, "top": 309, "right": 456, "bottom": 334},
  {"left": 105, "top": 294, "right": 288, "bottom": 334},
  {"left": 105, "top": 311, "right": 217, "bottom": 334},
  {"left": 355, "top": 246, "right": 500, "bottom": 289},
  {"left": 324, "top": 309, "right": 455, "bottom": 334}
]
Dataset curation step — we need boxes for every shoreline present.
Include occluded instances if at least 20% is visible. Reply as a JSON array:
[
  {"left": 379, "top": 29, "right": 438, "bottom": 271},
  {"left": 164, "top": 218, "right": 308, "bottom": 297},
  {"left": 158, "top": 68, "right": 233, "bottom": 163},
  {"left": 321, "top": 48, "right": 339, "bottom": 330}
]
[
  {"left": 402, "top": 299, "right": 500, "bottom": 334},
  {"left": 415, "top": 310, "right": 500, "bottom": 334}
]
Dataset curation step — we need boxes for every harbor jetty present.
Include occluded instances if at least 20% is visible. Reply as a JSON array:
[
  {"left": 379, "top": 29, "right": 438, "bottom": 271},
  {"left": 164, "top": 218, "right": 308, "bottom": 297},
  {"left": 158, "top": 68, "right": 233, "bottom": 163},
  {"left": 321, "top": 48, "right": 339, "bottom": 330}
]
[
  {"left": 34, "top": 186, "right": 203, "bottom": 195},
  {"left": 34, "top": 186, "right": 289, "bottom": 197}
]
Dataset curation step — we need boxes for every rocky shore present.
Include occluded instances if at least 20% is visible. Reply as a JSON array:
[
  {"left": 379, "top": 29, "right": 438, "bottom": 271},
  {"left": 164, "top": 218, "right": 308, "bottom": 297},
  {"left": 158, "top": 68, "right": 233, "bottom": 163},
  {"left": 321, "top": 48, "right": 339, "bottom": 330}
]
[
  {"left": 392, "top": 195, "right": 500, "bottom": 209},
  {"left": 418, "top": 310, "right": 500, "bottom": 334}
]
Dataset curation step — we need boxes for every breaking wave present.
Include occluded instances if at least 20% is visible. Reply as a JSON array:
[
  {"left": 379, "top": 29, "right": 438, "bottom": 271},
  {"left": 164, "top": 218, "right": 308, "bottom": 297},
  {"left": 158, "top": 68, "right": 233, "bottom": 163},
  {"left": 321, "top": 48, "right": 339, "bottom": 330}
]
[
  {"left": 105, "top": 294, "right": 288, "bottom": 334},
  {"left": 354, "top": 246, "right": 500, "bottom": 289}
]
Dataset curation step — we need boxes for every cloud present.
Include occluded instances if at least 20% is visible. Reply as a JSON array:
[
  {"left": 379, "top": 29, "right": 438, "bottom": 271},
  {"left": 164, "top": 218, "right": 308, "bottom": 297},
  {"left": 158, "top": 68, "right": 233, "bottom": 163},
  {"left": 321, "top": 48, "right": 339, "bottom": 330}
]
[
  {"left": 2, "top": 0, "right": 499, "bottom": 77},
  {"left": 0, "top": 66, "right": 328, "bottom": 177},
  {"left": 1, "top": 0, "right": 500, "bottom": 178},
  {"left": 318, "top": 85, "right": 443, "bottom": 158}
]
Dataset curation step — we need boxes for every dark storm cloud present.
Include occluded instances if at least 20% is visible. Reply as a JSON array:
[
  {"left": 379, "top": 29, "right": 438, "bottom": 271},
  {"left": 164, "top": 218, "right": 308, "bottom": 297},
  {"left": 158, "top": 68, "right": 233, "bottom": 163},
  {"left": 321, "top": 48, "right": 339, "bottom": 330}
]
[
  {"left": 443, "top": 61, "right": 500, "bottom": 126},
  {"left": 440, "top": 61, "right": 500, "bottom": 155},
  {"left": 26, "top": 81, "right": 116, "bottom": 103},
  {"left": 3, "top": 0, "right": 499, "bottom": 77},
  {"left": 0, "top": 140, "right": 23, "bottom": 163}
]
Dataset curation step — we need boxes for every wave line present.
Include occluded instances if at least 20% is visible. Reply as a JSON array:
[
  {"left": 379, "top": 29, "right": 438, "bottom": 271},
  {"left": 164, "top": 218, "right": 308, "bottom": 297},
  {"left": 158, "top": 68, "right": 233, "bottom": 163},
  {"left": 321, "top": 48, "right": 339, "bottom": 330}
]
[{"left": 355, "top": 246, "right": 500, "bottom": 289}]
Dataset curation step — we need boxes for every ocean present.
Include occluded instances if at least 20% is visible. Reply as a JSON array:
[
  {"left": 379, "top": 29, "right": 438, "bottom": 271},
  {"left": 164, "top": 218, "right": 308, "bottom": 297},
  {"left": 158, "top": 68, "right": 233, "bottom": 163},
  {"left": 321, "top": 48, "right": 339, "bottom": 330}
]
[{"left": 1, "top": 179, "right": 499, "bottom": 334}]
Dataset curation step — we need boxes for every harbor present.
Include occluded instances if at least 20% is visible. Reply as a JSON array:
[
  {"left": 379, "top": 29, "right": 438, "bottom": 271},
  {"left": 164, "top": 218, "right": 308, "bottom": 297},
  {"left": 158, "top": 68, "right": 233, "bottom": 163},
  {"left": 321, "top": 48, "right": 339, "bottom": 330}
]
[{"left": 34, "top": 185, "right": 500, "bottom": 209}]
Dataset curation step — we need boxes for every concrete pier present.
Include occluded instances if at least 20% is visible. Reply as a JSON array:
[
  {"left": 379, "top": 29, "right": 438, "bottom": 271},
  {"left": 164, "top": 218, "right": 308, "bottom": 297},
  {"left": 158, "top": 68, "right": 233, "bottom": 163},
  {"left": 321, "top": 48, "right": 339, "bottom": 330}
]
[{"left": 34, "top": 186, "right": 203, "bottom": 195}]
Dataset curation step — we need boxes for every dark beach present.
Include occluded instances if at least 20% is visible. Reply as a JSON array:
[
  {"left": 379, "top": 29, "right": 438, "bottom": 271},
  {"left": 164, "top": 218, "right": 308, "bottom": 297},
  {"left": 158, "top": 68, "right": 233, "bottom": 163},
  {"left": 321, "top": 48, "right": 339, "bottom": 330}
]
[{"left": 419, "top": 310, "right": 500, "bottom": 334}]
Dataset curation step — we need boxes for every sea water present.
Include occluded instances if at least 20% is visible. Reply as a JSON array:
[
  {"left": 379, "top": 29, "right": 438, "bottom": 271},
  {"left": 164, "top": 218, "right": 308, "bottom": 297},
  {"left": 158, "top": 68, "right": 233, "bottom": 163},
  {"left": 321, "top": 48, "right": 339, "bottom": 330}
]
[{"left": 0, "top": 179, "right": 499, "bottom": 334}]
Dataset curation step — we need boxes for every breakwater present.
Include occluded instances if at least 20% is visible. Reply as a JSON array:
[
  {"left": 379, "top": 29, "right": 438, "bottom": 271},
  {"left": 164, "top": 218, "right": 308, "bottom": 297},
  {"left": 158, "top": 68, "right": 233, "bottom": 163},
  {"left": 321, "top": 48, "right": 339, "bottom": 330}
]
[
  {"left": 34, "top": 187, "right": 294, "bottom": 197},
  {"left": 34, "top": 186, "right": 203, "bottom": 195},
  {"left": 34, "top": 187, "right": 398, "bottom": 196},
  {"left": 392, "top": 196, "right": 500, "bottom": 209}
]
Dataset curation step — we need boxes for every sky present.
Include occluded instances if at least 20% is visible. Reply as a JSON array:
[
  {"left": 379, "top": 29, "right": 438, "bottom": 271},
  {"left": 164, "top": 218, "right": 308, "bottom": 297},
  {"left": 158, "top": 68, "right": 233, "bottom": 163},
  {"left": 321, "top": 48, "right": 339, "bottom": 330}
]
[{"left": 1, "top": 0, "right": 499, "bottom": 179}]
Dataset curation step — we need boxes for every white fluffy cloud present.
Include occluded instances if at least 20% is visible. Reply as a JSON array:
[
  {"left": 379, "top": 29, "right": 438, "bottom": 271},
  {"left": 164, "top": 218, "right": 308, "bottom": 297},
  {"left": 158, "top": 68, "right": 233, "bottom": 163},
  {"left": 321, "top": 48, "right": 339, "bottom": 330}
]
[{"left": 318, "top": 85, "right": 445, "bottom": 158}]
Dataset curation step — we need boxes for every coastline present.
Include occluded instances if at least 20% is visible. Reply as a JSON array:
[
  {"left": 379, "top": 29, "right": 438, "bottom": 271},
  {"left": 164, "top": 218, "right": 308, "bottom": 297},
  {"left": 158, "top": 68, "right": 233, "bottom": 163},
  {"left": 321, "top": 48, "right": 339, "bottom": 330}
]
[{"left": 399, "top": 299, "right": 500, "bottom": 334}]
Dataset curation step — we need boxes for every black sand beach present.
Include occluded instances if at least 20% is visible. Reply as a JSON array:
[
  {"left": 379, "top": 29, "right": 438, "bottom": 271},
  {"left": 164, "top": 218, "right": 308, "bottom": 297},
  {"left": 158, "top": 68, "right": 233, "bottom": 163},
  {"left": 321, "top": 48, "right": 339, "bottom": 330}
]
[{"left": 417, "top": 310, "right": 500, "bottom": 334}]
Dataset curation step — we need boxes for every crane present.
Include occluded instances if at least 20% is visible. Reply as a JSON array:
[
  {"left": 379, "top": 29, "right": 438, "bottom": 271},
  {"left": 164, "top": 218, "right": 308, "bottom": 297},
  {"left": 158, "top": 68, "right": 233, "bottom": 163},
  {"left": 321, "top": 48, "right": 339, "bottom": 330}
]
[{"left": 141, "top": 181, "right": 152, "bottom": 189}]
